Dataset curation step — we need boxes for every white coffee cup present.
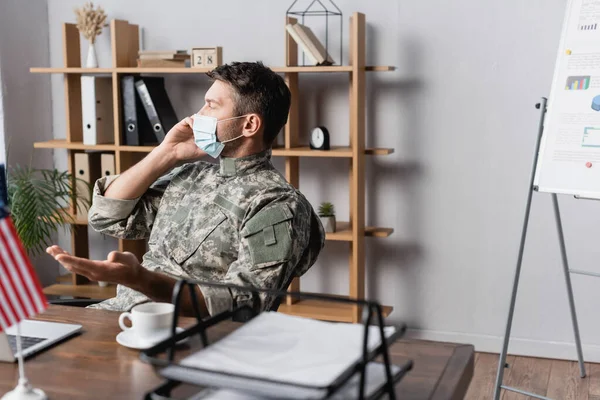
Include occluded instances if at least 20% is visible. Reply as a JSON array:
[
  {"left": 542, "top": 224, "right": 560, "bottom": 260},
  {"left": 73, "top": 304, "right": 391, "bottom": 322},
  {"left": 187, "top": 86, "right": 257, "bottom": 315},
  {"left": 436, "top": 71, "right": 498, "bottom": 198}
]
[{"left": 118, "top": 302, "right": 175, "bottom": 341}]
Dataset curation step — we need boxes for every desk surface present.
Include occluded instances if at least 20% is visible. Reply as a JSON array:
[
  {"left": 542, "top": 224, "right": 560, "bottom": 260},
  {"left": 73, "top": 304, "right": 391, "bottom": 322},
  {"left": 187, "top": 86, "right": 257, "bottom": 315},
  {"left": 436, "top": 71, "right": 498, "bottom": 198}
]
[{"left": 0, "top": 306, "right": 473, "bottom": 400}]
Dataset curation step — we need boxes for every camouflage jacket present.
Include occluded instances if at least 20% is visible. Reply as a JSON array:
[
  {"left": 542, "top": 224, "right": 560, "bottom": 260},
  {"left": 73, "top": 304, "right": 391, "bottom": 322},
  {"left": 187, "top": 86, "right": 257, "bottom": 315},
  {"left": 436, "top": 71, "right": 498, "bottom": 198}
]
[{"left": 86, "top": 149, "right": 325, "bottom": 316}]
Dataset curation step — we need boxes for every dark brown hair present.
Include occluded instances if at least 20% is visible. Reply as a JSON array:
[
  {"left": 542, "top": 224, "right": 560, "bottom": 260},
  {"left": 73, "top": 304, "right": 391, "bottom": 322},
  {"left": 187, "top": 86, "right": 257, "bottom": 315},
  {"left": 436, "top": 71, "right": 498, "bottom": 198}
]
[{"left": 206, "top": 61, "right": 291, "bottom": 146}]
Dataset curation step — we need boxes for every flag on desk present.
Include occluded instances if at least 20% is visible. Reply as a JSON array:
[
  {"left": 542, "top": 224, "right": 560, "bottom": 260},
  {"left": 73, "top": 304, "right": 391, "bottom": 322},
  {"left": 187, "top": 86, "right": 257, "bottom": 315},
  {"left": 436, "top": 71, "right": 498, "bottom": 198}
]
[{"left": 0, "top": 164, "right": 47, "bottom": 332}]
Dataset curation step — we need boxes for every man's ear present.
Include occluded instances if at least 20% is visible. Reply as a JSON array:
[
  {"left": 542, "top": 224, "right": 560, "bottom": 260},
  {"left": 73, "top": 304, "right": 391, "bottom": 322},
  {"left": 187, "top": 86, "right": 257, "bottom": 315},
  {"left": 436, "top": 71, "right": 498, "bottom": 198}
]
[{"left": 241, "top": 113, "right": 262, "bottom": 138}]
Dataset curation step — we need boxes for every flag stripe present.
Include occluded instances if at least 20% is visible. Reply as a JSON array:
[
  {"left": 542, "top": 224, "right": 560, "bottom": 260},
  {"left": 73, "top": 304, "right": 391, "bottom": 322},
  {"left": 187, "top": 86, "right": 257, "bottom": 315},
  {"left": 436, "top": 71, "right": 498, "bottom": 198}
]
[
  {"left": 0, "top": 214, "right": 48, "bottom": 333},
  {"left": 1, "top": 220, "right": 46, "bottom": 312},
  {"left": 0, "top": 224, "right": 35, "bottom": 317},
  {"left": 0, "top": 290, "right": 12, "bottom": 330},
  {"left": 0, "top": 256, "right": 24, "bottom": 323},
  {"left": 0, "top": 269, "right": 18, "bottom": 327},
  {"left": 0, "top": 221, "right": 32, "bottom": 318}
]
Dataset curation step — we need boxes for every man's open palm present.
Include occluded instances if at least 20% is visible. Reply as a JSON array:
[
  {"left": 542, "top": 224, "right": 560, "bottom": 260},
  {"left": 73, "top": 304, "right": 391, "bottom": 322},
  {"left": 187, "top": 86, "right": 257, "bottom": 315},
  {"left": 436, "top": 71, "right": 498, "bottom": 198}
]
[{"left": 46, "top": 245, "right": 142, "bottom": 286}]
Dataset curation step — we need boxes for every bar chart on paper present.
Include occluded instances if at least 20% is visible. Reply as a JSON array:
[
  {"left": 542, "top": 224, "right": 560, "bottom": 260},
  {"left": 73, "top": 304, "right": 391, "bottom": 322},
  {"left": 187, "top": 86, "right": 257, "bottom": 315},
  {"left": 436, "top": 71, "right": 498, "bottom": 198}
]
[
  {"left": 565, "top": 75, "right": 591, "bottom": 90},
  {"left": 579, "top": 22, "right": 598, "bottom": 30}
]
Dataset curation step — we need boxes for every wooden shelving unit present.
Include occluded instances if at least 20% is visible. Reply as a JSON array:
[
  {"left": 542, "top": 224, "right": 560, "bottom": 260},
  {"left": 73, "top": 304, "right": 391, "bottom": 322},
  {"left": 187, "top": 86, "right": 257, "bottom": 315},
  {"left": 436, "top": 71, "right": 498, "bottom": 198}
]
[{"left": 33, "top": 14, "right": 395, "bottom": 323}]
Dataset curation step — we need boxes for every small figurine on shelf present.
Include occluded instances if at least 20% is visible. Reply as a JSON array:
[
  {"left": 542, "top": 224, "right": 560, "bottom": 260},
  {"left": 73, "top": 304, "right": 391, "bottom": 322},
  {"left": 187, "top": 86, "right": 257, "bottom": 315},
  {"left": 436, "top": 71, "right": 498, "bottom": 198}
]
[
  {"left": 74, "top": 2, "right": 108, "bottom": 68},
  {"left": 318, "top": 202, "right": 336, "bottom": 233}
]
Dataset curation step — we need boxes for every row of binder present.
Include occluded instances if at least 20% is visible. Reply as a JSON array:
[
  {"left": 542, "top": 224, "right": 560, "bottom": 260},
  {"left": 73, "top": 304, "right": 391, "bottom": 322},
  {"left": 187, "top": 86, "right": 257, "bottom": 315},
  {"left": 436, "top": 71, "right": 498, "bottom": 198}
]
[
  {"left": 81, "top": 75, "right": 178, "bottom": 146},
  {"left": 74, "top": 152, "right": 115, "bottom": 218}
]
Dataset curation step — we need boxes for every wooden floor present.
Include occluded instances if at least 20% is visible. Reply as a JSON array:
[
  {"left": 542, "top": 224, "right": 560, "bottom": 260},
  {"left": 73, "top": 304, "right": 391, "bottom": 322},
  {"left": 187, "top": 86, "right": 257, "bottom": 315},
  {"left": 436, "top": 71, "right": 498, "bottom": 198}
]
[{"left": 465, "top": 353, "right": 600, "bottom": 399}]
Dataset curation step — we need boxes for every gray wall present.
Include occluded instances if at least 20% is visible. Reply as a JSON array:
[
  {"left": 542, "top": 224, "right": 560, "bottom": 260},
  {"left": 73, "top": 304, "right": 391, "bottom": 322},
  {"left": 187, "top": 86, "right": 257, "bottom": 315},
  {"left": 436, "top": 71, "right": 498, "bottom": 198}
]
[
  {"left": 42, "top": 0, "right": 600, "bottom": 361},
  {"left": 0, "top": 0, "right": 56, "bottom": 285}
]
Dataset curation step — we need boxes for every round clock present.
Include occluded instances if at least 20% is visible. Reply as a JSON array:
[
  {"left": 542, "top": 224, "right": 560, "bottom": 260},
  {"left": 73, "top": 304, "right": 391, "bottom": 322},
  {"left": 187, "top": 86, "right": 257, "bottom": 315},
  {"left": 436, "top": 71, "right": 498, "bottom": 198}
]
[{"left": 309, "top": 126, "right": 330, "bottom": 150}]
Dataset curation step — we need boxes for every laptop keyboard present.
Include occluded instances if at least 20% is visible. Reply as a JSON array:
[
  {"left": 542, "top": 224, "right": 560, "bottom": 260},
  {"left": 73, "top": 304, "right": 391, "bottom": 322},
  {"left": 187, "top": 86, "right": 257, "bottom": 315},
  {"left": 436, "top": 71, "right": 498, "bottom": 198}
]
[{"left": 7, "top": 335, "right": 46, "bottom": 354}]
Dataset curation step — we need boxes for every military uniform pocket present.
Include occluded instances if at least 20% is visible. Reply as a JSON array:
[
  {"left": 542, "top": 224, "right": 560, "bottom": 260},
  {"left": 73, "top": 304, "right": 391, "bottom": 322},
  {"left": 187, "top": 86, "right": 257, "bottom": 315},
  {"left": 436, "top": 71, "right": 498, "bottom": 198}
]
[
  {"left": 167, "top": 210, "right": 227, "bottom": 265},
  {"left": 241, "top": 204, "right": 293, "bottom": 268}
]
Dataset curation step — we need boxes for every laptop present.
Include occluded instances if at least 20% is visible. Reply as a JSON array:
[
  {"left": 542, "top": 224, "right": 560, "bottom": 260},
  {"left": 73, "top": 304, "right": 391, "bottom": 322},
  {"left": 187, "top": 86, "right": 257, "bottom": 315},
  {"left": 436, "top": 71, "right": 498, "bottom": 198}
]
[{"left": 0, "top": 319, "right": 82, "bottom": 362}]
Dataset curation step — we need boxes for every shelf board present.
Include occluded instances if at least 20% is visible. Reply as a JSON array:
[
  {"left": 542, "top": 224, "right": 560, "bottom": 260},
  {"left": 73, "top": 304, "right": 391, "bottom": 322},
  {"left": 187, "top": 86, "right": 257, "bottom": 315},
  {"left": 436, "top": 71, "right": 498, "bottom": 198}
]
[
  {"left": 327, "top": 222, "right": 394, "bottom": 241},
  {"left": 33, "top": 140, "right": 395, "bottom": 157},
  {"left": 278, "top": 298, "right": 393, "bottom": 323},
  {"left": 119, "top": 144, "right": 159, "bottom": 152},
  {"left": 34, "top": 139, "right": 117, "bottom": 151},
  {"left": 30, "top": 67, "right": 114, "bottom": 74},
  {"left": 364, "top": 148, "right": 394, "bottom": 155},
  {"left": 365, "top": 66, "right": 396, "bottom": 72},
  {"left": 30, "top": 66, "right": 396, "bottom": 74},
  {"left": 272, "top": 146, "right": 394, "bottom": 157},
  {"left": 43, "top": 281, "right": 116, "bottom": 299},
  {"left": 271, "top": 66, "right": 395, "bottom": 73},
  {"left": 273, "top": 146, "right": 352, "bottom": 157}
]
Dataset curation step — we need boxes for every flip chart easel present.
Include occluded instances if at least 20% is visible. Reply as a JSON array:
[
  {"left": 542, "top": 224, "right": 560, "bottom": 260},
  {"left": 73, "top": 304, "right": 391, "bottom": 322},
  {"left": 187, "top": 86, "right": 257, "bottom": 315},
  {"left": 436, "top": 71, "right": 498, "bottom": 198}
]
[{"left": 493, "top": 97, "right": 586, "bottom": 400}]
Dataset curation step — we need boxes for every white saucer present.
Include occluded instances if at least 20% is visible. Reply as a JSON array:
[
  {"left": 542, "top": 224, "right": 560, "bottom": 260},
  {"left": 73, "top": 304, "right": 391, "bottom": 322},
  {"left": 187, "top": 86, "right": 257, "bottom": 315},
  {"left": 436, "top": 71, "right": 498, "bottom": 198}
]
[{"left": 116, "top": 327, "right": 188, "bottom": 350}]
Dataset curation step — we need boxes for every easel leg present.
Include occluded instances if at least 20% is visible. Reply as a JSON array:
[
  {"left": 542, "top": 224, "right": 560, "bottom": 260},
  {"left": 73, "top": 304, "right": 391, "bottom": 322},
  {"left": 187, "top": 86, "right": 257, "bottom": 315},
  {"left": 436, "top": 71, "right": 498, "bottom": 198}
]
[
  {"left": 492, "top": 180, "right": 535, "bottom": 400},
  {"left": 552, "top": 193, "right": 586, "bottom": 378},
  {"left": 493, "top": 98, "right": 548, "bottom": 400}
]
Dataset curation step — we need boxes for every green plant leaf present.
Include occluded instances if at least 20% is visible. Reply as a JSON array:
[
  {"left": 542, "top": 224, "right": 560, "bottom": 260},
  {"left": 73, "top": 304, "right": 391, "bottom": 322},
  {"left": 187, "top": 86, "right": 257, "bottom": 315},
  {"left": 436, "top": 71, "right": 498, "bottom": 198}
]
[
  {"left": 318, "top": 201, "right": 335, "bottom": 217},
  {"left": 6, "top": 165, "right": 88, "bottom": 257}
]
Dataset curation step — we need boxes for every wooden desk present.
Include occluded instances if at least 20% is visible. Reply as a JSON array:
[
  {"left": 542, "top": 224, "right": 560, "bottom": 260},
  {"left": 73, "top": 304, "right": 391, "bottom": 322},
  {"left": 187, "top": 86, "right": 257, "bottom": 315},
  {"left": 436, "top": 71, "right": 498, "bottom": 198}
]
[{"left": 0, "top": 306, "right": 474, "bottom": 399}]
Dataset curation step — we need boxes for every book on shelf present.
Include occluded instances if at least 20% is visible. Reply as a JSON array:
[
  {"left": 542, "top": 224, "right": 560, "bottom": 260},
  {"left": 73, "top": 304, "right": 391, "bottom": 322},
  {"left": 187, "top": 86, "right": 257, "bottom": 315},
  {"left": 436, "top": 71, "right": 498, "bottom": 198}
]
[
  {"left": 138, "top": 50, "right": 189, "bottom": 59},
  {"left": 286, "top": 23, "right": 334, "bottom": 66},
  {"left": 136, "top": 59, "right": 187, "bottom": 68},
  {"left": 137, "top": 49, "right": 189, "bottom": 68}
]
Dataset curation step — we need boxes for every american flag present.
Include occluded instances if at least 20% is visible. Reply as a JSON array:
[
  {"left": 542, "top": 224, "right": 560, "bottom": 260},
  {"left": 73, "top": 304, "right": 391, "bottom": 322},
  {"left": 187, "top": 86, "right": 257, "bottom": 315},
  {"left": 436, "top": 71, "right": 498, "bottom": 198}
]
[{"left": 0, "top": 164, "right": 48, "bottom": 332}]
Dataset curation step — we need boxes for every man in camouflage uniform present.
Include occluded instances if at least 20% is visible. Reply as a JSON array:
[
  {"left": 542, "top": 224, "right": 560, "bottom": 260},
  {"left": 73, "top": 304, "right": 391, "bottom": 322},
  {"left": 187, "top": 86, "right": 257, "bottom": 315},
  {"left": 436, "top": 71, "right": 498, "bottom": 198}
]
[{"left": 47, "top": 62, "right": 325, "bottom": 317}]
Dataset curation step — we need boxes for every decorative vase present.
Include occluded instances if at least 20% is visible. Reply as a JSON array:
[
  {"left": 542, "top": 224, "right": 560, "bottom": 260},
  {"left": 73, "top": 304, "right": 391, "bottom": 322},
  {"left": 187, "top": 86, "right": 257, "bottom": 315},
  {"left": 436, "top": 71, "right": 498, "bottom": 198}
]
[
  {"left": 320, "top": 216, "right": 336, "bottom": 233},
  {"left": 86, "top": 42, "right": 98, "bottom": 68}
]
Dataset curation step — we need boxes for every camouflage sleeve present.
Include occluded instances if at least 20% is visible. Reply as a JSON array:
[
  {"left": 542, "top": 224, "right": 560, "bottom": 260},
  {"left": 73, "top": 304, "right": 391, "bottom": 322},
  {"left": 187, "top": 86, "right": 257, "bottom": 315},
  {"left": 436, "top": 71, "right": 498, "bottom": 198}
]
[
  {"left": 88, "top": 165, "right": 186, "bottom": 240},
  {"left": 198, "top": 193, "right": 313, "bottom": 316}
]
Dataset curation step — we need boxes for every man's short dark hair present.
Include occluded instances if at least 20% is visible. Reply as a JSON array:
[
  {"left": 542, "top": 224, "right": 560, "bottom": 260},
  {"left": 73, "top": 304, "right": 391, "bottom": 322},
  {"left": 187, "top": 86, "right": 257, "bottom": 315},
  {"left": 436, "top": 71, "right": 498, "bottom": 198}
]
[{"left": 206, "top": 61, "right": 291, "bottom": 146}]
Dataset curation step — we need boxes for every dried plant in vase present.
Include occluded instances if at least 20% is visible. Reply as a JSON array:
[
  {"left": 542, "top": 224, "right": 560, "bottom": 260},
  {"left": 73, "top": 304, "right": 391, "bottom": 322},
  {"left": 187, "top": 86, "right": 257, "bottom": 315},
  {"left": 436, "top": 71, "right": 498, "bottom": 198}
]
[{"left": 74, "top": 2, "right": 108, "bottom": 68}]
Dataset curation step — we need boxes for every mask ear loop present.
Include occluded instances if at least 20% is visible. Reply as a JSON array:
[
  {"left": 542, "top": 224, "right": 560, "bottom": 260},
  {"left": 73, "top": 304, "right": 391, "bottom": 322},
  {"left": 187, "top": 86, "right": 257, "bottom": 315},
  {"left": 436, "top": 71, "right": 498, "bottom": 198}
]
[
  {"left": 218, "top": 114, "right": 249, "bottom": 144},
  {"left": 220, "top": 133, "right": 245, "bottom": 144},
  {"left": 219, "top": 114, "right": 247, "bottom": 123}
]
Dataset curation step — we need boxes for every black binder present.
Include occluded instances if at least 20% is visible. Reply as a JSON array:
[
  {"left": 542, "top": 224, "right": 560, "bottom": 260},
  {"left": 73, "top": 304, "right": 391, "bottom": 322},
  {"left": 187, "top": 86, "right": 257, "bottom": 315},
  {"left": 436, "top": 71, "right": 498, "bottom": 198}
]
[
  {"left": 121, "top": 75, "right": 156, "bottom": 146},
  {"left": 135, "top": 77, "right": 179, "bottom": 143}
]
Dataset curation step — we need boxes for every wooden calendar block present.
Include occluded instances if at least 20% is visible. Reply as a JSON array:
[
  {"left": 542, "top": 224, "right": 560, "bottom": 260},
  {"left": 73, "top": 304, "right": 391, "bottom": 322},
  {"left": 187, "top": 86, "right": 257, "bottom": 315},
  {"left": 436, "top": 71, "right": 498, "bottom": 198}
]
[{"left": 191, "top": 47, "right": 222, "bottom": 68}]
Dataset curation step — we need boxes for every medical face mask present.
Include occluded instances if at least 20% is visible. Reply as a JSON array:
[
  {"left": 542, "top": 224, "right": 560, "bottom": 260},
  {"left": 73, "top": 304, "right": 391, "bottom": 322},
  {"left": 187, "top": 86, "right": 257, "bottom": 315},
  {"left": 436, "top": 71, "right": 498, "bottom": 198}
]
[{"left": 192, "top": 114, "right": 247, "bottom": 158}]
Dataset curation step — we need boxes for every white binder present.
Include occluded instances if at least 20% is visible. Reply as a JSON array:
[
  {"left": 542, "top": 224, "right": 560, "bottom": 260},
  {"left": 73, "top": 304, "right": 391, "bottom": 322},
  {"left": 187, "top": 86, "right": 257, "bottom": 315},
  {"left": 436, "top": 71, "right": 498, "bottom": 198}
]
[
  {"left": 74, "top": 152, "right": 102, "bottom": 218},
  {"left": 100, "top": 153, "right": 115, "bottom": 177},
  {"left": 81, "top": 76, "right": 114, "bottom": 145}
]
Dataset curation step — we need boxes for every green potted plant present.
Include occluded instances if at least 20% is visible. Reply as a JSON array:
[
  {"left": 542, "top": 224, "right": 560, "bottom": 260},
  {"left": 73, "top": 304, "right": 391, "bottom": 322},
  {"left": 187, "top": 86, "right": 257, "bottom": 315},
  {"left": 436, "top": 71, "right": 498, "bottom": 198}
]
[
  {"left": 5, "top": 164, "right": 91, "bottom": 257},
  {"left": 318, "top": 201, "right": 336, "bottom": 233}
]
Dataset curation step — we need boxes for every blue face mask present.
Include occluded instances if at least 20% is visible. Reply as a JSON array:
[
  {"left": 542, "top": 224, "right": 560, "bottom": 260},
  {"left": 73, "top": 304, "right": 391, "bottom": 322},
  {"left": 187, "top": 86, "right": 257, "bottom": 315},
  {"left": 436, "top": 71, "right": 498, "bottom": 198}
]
[{"left": 192, "top": 114, "right": 247, "bottom": 158}]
